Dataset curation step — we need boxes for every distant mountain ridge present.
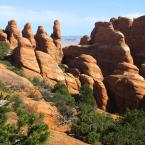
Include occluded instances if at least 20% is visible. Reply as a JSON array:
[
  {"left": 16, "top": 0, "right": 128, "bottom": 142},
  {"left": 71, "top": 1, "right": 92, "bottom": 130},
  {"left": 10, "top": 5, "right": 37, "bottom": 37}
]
[{"left": 62, "top": 36, "right": 82, "bottom": 47}]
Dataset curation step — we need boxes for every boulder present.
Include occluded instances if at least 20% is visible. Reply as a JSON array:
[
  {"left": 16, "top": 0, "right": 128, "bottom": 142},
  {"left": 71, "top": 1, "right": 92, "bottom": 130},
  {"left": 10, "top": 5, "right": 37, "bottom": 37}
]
[
  {"left": 105, "top": 62, "right": 145, "bottom": 113},
  {"left": 68, "top": 54, "right": 103, "bottom": 80},
  {"left": 22, "top": 23, "right": 36, "bottom": 49},
  {"left": 79, "top": 35, "right": 90, "bottom": 45},
  {"left": 5, "top": 20, "right": 21, "bottom": 49}
]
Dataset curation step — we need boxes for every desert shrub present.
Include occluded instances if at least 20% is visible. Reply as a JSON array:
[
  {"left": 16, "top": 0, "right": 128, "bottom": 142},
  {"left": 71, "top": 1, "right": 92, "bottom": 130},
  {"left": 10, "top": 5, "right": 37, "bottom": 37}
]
[
  {"left": 31, "top": 78, "right": 42, "bottom": 88},
  {"left": 0, "top": 80, "right": 12, "bottom": 92},
  {"left": 31, "top": 78, "right": 52, "bottom": 101},
  {"left": 52, "top": 83, "right": 76, "bottom": 120},
  {"left": 0, "top": 60, "right": 23, "bottom": 76},
  {"left": 0, "top": 41, "right": 11, "bottom": 59},
  {"left": 58, "top": 63, "right": 66, "bottom": 72},
  {"left": 101, "top": 109, "right": 145, "bottom": 145},
  {"left": 0, "top": 94, "right": 50, "bottom": 145},
  {"left": 28, "top": 92, "right": 40, "bottom": 101},
  {"left": 71, "top": 83, "right": 114, "bottom": 144}
]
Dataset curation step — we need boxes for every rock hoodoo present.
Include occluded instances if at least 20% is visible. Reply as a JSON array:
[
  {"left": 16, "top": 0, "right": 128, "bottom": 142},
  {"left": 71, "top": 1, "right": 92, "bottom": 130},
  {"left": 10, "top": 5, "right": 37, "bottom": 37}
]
[
  {"left": 22, "top": 23, "right": 36, "bottom": 49},
  {"left": 63, "top": 22, "right": 133, "bottom": 76},
  {"left": 79, "top": 35, "right": 90, "bottom": 45},
  {"left": 5, "top": 20, "right": 21, "bottom": 49}
]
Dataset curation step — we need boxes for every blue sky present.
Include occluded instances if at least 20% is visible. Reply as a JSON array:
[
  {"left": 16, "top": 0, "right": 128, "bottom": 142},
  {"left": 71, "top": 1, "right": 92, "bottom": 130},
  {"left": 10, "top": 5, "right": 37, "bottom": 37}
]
[{"left": 0, "top": 0, "right": 144, "bottom": 35}]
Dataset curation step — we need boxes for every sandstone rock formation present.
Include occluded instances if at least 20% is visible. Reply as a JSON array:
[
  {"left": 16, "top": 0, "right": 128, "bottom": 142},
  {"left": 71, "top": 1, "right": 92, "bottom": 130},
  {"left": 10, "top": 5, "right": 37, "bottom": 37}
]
[
  {"left": 110, "top": 16, "right": 145, "bottom": 67},
  {"left": 110, "top": 17, "right": 133, "bottom": 45},
  {"left": 79, "top": 35, "right": 90, "bottom": 45},
  {"left": 35, "top": 50, "right": 65, "bottom": 86},
  {"left": 105, "top": 62, "right": 145, "bottom": 113},
  {"left": 5, "top": 20, "right": 21, "bottom": 49},
  {"left": 47, "top": 130, "right": 89, "bottom": 145},
  {"left": 51, "top": 20, "right": 61, "bottom": 47},
  {"left": 22, "top": 23, "right": 36, "bottom": 49},
  {"left": 0, "top": 64, "right": 34, "bottom": 90},
  {"left": 64, "top": 73, "right": 81, "bottom": 94},
  {"left": 67, "top": 54, "right": 108, "bottom": 110},
  {"left": 63, "top": 22, "right": 133, "bottom": 76},
  {"left": 13, "top": 37, "right": 42, "bottom": 80},
  {"left": 35, "top": 25, "right": 62, "bottom": 63}
]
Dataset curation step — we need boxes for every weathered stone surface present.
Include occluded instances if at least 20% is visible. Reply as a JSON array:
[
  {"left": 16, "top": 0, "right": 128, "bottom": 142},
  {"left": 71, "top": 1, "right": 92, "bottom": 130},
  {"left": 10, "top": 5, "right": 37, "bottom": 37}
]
[
  {"left": 94, "top": 79, "right": 109, "bottom": 111},
  {"left": 129, "top": 16, "right": 145, "bottom": 66},
  {"left": 51, "top": 20, "right": 63, "bottom": 62},
  {"left": 51, "top": 20, "right": 61, "bottom": 40},
  {"left": 68, "top": 54, "right": 103, "bottom": 80},
  {"left": 79, "top": 74, "right": 108, "bottom": 111},
  {"left": 63, "top": 22, "right": 133, "bottom": 76},
  {"left": 35, "top": 50, "right": 65, "bottom": 86},
  {"left": 47, "top": 130, "right": 89, "bottom": 145},
  {"left": 22, "top": 23, "right": 36, "bottom": 49},
  {"left": 64, "top": 73, "right": 81, "bottom": 94},
  {"left": 110, "top": 17, "right": 133, "bottom": 44},
  {"left": 0, "top": 64, "right": 34, "bottom": 89},
  {"left": 79, "top": 74, "right": 94, "bottom": 89},
  {"left": 80, "top": 35, "right": 90, "bottom": 45},
  {"left": 105, "top": 62, "right": 145, "bottom": 113},
  {"left": 110, "top": 16, "right": 145, "bottom": 66},
  {"left": 5, "top": 20, "right": 21, "bottom": 49},
  {"left": 67, "top": 54, "right": 108, "bottom": 110},
  {"left": 13, "top": 37, "right": 41, "bottom": 79},
  {"left": 35, "top": 25, "right": 62, "bottom": 63}
]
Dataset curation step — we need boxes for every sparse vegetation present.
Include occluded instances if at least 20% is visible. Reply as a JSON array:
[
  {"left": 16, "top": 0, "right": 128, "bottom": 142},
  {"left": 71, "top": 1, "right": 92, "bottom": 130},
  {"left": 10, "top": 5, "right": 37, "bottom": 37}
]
[
  {"left": 71, "top": 84, "right": 114, "bottom": 144},
  {"left": 31, "top": 78, "right": 52, "bottom": 101},
  {"left": 0, "top": 41, "right": 11, "bottom": 59},
  {"left": 0, "top": 94, "right": 50, "bottom": 145},
  {"left": 0, "top": 60, "right": 23, "bottom": 76},
  {"left": 101, "top": 109, "right": 145, "bottom": 145},
  {"left": 51, "top": 83, "right": 76, "bottom": 123}
]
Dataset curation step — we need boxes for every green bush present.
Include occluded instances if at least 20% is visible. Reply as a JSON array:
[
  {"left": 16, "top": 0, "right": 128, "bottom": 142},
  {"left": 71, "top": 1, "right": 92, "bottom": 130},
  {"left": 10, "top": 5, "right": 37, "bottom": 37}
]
[
  {"left": 52, "top": 83, "right": 76, "bottom": 120},
  {"left": 71, "top": 84, "right": 114, "bottom": 144},
  {"left": 101, "top": 109, "right": 145, "bottom": 145},
  {"left": 0, "top": 94, "right": 50, "bottom": 145},
  {"left": 0, "top": 80, "right": 12, "bottom": 92},
  {"left": 0, "top": 41, "right": 11, "bottom": 59}
]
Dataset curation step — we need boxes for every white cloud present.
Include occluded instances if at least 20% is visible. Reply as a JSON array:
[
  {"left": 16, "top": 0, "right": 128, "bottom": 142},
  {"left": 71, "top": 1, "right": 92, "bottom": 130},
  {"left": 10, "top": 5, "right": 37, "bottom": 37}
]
[{"left": 0, "top": 5, "right": 107, "bottom": 35}]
